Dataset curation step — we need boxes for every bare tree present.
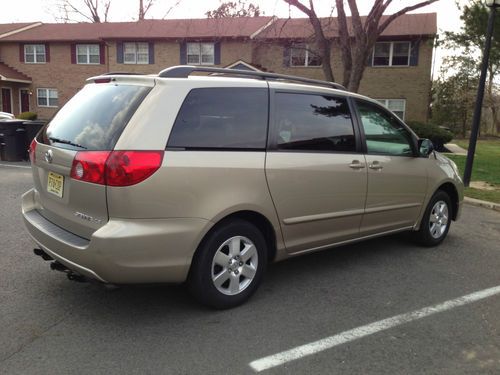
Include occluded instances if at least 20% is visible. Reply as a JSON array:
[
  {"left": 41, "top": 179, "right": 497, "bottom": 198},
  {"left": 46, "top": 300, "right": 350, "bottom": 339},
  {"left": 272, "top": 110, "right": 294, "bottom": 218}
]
[
  {"left": 282, "top": 0, "right": 334, "bottom": 82},
  {"left": 284, "top": 0, "right": 438, "bottom": 92},
  {"left": 56, "top": 0, "right": 112, "bottom": 22},
  {"left": 53, "top": 0, "right": 182, "bottom": 22},
  {"left": 138, "top": 0, "right": 155, "bottom": 20},
  {"left": 160, "top": 0, "right": 183, "bottom": 19},
  {"left": 206, "top": 1, "right": 262, "bottom": 18}
]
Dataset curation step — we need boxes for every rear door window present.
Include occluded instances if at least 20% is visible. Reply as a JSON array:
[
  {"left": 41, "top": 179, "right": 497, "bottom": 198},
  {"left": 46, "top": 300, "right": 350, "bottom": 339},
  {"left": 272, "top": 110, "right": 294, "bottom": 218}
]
[
  {"left": 38, "top": 84, "right": 151, "bottom": 151},
  {"left": 274, "top": 92, "right": 356, "bottom": 152},
  {"left": 167, "top": 88, "right": 268, "bottom": 150}
]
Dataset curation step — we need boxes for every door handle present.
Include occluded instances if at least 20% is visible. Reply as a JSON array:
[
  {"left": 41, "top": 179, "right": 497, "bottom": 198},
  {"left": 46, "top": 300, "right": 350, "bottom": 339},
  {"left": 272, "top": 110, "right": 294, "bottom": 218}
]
[
  {"left": 349, "top": 160, "right": 366, "bottom": 170},
  {"left": 368, "top": 161, "right": 383, "bottom": 170}
]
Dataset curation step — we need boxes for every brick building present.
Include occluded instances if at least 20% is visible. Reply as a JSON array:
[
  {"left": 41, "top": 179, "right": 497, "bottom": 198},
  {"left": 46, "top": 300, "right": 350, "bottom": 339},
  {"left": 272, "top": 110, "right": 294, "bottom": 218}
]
[{"left": 0, "top": 14, "right": 436, "bottom": 121}]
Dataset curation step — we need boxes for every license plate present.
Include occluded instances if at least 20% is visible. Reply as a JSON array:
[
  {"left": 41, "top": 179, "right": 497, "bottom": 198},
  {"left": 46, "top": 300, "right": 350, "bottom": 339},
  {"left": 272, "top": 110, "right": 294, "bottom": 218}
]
[{"left": 47, "top": 172, "right": 64, "bottom": 198}]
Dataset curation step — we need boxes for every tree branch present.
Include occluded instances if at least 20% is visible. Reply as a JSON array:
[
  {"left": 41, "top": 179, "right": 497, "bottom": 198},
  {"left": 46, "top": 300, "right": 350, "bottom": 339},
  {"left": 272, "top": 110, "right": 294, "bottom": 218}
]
[
  {"left": 347, "top": 0, "right": 363, "bottom": 42},
  {"left": 284, "top": 0, "right": 311, "bottom": 16},
  {"left": 285, "top": 0, "right": 335, "bottom": 82},
  {"left": 335, "top": 0, "right": 352, "bottom": 87}
]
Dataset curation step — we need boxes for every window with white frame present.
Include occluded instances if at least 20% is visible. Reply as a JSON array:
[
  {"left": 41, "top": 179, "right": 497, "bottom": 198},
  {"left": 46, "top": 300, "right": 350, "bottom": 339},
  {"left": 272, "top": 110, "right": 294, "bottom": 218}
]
[
  {"left": 290, "top": 43, "right": 322, "bottom": 67},
  {"left": 187, "top": 43, "right": 214, "bottom": 65},
  {"left": 24, "top": 44, "right": 46, "bottom": 63},
  {"left": 372, "top": 41, "right": 410, "bottom": 67},
  {"left": 77, "top": 44, "right": 100, "bottom": 64},
  {"left": 376, "top": 99, "right": 406, "bottom": 120},
  {"left": 37, "top": 88, "right": 58, "bottom": 107},
  {"left": 123, "top": 42, "right": 149, "bottom": 64}
]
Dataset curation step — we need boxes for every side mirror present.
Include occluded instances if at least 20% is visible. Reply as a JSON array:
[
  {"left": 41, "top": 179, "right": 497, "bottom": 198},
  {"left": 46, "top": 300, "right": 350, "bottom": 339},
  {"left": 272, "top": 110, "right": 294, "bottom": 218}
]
[{"left": 418, "top": 138, "right": 434, "bottom": 157}]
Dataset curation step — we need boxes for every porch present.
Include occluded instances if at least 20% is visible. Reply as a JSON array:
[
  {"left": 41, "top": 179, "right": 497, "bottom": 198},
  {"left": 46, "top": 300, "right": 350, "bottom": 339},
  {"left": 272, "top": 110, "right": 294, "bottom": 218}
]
[{"left": 0, "top": 62, "right": 32, "bottom": 116}]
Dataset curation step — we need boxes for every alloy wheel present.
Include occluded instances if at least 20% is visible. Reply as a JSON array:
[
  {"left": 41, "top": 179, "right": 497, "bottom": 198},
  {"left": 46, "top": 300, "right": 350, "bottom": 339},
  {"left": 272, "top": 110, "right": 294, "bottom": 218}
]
[
  {"left": 429, "top": 200, "right": 449, "bottom": 239},
  {"left": 211, "top": 236, "right": 258, "bottom": 296}
]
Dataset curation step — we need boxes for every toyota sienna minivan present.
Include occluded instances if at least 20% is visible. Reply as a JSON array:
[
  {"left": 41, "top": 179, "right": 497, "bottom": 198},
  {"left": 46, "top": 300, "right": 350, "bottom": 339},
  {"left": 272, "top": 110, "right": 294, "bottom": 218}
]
[{"left": 22, "top": 66, "right": 464, "bottom": 308}]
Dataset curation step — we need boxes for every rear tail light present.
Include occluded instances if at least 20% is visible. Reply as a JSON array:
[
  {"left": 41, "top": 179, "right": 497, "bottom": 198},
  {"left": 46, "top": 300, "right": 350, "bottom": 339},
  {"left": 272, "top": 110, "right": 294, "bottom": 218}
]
[
  {"left": 70, "top": 151, "right": 109, "bottom": 184},
  {"left": 29, "top": 138, "right": 37, "bottom": 163},
  {"left": 105, "top": 151, "right": 164, "bottom": 186},
  {"left": 70, "top": 151, "right": 163, "bottom": 186}
]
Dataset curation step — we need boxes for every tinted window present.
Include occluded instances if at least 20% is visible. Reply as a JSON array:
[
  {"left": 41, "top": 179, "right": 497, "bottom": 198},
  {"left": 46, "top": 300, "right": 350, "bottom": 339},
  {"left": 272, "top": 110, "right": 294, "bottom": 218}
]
[
  {"left": 38, "top": 84, "right": 151, "bottom": 151},
  {"left": 275, "top": 93, "right": 355, "bottom": 152},
  {"left": 168, "top": 88, "right": 268, "bottom": 149},
  {"left": 356, "top": 100, "right": 414, "bottom": 156}
]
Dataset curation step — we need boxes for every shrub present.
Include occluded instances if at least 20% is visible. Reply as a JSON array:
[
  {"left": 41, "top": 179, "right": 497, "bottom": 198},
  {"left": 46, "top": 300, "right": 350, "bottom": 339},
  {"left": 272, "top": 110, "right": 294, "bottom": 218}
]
[
  {"left": 406, "top": 121, "right": 454, "bottom": 151},
  {"left": 17, "top": 111, "right": 37, "bottom": 120}
]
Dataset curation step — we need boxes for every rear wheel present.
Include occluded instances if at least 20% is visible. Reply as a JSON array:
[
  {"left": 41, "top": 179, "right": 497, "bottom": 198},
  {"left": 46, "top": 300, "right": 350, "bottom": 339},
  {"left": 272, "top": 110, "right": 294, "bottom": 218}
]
[
  {"left": 188, "top": 219, "right": 267, "bottom": 309},
  {"left": 414, "top": 190, "right": 452, "bottom": 247}
]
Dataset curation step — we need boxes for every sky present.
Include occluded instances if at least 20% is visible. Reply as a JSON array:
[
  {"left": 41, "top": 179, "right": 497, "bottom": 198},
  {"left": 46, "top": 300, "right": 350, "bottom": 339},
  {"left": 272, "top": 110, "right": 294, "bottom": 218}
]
[{"left": 0, "top": 0, "right": 474, "bottom": 75}]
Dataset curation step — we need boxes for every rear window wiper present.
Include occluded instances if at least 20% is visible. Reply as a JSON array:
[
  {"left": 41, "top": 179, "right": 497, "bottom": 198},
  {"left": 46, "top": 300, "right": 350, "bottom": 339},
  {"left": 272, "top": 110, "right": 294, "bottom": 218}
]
[{"left": 48, "top": 137, "right": 87, "bottom": 149}]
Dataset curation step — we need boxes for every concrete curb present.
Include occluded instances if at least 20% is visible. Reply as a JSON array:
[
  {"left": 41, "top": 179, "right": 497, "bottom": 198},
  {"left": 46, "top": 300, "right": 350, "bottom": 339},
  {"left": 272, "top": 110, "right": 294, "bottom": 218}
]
[{"left": 464, "top": 197, "right": 500, "bottom": 212}]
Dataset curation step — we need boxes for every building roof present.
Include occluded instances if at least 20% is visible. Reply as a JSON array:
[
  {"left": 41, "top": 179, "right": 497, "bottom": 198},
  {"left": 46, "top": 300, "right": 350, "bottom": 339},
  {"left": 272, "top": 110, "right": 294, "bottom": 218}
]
[
  {"left": 0, "top": 17, "right": 275, "bottom": 42},
  {"left": 256, "top": 13, "right": 437, "bottom": 39},
  {"left": 0, "top": 13, "right": 436, "bottom": 43},
  {"left": 0, "top": 22, "right": 41, "bottom": 38},
  {"left": 0, "top": 62, "right": 32, "bottom": 83}
]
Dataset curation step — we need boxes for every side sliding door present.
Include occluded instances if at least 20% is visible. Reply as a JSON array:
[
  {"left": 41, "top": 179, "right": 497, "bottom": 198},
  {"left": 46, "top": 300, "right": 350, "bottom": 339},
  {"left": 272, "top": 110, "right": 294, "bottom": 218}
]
[{"left": 265, "top": 89, "right": 368, "bottom": 254}]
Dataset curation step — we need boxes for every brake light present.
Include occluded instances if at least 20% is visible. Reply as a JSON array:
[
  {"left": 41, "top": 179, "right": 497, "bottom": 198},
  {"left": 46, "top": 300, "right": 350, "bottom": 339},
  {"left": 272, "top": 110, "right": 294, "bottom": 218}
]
[
  {"left": 70, "top": 151, "right": 110, "bottom": 184},
  {"left": 29, "top": 138, "right": 37, "bottom": 163},
  {"left": 70, "top": 151, "right": 163, "bottom": 186},
  {"left": 105, "top": 151, "right": 164, "bottom": 186}
]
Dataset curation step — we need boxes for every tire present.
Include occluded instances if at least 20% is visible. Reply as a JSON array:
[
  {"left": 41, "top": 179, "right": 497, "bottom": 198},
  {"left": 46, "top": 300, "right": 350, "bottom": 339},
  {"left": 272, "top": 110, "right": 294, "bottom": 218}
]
[
  {"left": 413, "top": 190, "right": 452, "bottom": 247},
  {"left": 188, "top": 219, "right": 267, "bottom": 309}
]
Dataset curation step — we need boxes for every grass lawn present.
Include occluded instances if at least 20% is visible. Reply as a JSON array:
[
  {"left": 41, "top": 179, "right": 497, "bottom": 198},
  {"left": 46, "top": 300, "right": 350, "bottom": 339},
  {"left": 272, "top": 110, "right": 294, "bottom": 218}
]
[{"left": 445, "top": 139, "right": 500, "bottom": 203}]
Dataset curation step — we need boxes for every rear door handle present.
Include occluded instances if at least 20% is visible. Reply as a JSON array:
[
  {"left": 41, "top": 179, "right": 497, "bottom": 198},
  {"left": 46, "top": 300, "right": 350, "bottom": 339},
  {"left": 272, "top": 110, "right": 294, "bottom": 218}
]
[
  {"left": 368, "top": 161, "right": 383, "bottom": 170},
  {"left": 349, "top": 160, "right": 366, "bottom": 170}
]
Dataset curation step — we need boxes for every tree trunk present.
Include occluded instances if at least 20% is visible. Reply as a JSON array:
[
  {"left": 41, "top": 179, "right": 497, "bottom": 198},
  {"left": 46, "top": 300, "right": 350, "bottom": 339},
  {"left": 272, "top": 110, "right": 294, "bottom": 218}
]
[
  {"left": 305, "top": 2, "right": 334, "bottom": 82},
  {"left": 319, "top": 42, "right": 334, "bottom": 83},
  {"left": 284, "top": 0, "right": 334, "bottom": 82},
  {"left": 286, "top": 0, "right": 438, "bottom": 91},
  {"left": 347, "top": 45, "right": 369, "bottom": 92},
  {"left": 139, "top": 0, "right": 145, "bottom": 20},
  {"left": 486, "top": 66, "right": 498, "bottom": 135},
  {"left": 335, "top": 0, "right": 352, "bottom": 87}
]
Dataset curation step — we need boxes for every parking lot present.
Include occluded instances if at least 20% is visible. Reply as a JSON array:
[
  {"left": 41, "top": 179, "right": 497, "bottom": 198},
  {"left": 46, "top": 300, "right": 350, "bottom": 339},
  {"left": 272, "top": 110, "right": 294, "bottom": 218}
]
[{"left": 1, "top": 162, "right": 500, "bottom": 374}]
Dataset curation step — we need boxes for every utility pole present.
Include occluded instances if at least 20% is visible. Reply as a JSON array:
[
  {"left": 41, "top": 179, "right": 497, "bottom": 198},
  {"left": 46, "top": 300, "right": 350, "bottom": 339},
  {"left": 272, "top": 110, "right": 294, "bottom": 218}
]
[{"left": 464, "top": 1, "right": 498, "bottom": 186}]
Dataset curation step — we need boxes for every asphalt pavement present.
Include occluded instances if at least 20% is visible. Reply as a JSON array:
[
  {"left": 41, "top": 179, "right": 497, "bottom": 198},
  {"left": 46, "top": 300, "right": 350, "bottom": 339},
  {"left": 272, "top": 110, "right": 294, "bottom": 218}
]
[{"left": 1, "top": 162, "right": 500, "bottom": 374}]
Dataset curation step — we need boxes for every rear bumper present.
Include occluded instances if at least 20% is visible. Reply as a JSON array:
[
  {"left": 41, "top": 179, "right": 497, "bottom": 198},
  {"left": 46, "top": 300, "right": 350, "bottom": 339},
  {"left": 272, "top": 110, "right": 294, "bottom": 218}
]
[{"left": 22, "top": 188, "right": 211, "bottom": 284}]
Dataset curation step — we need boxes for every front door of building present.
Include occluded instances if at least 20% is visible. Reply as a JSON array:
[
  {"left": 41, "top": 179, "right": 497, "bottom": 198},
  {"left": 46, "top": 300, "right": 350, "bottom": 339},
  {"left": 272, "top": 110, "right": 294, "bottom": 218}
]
[
  {"left": 20, "top": 89, "right": 30, "bottom": 112},
  {"left": 1, "top": 88, "right": 12, "bottom": 113}
]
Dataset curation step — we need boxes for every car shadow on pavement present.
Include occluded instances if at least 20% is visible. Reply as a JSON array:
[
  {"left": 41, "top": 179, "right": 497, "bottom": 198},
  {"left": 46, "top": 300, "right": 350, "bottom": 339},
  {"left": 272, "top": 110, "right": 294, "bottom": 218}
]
[{"left": 48, "top": 232, "right": 426, "bottom": 319}]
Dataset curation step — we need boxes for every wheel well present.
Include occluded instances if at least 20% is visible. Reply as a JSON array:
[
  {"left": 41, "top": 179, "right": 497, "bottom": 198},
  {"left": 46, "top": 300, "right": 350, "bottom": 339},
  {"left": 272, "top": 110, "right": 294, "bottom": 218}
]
[
  {"left": 206, "top": 211, "right": 277, "bottom": 262},
  {"left": 438, "top": 182, "right": 459, "bottom": 220}
]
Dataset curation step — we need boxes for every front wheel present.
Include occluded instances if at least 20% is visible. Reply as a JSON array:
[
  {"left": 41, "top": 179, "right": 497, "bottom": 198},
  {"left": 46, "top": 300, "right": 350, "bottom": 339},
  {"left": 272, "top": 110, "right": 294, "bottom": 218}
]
[
  {"left": 413, "top": 190, "right": 452, "bottom": 247},
  {"left": 188, "top": 219, "right": 267, "bottom": 309}
]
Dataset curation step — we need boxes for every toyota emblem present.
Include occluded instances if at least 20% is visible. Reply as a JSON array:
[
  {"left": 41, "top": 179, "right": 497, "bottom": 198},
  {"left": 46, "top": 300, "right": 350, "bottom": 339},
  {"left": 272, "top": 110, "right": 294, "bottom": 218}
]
[{"left": 44, "top": 149, "right": 53, "bottom": 163}]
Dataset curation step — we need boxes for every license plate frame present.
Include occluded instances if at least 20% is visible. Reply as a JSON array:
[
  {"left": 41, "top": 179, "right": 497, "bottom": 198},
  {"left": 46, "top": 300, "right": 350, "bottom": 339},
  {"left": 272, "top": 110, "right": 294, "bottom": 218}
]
[{"left": 47, "top": 171, "right": 64, "bottom": 198}]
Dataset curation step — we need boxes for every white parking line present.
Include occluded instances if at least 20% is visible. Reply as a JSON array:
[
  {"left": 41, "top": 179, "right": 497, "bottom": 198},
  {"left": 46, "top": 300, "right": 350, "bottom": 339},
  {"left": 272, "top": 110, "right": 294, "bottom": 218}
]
[
  {"left": 0, "top": 163, "right": 31, "bottom": 169},
  {"left": 249, "top": 285, "right": 500, "bottom": 372}
]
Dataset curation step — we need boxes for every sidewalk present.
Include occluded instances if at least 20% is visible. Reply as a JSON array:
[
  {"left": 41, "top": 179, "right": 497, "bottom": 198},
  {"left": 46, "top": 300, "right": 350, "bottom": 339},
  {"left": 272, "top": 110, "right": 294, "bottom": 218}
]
[
  {"left": 444, "top": 143, "right": 467, "bottom": 155},
  {"left": 464, "top": 197, "right": 500, "bottom": 212}
]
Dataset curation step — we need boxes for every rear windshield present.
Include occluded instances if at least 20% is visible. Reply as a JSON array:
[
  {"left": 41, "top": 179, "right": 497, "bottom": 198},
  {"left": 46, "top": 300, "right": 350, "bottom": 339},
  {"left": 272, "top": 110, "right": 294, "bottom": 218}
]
[{"left": 38, "top": 83, "right": 151, "bottom": 151}]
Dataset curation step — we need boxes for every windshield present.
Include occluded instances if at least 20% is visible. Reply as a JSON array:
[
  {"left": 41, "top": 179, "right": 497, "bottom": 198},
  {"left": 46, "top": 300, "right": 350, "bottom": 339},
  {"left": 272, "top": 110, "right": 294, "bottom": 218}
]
[{"left": 38, "top": 83, "right": 151, "bottom": 151}]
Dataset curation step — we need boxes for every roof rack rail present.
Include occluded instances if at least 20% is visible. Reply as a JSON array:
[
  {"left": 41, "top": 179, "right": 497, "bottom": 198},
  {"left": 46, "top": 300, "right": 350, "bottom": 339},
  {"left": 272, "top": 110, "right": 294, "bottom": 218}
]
[
  {"left": 103, "top": 72, "right": 145, "bottom": 76},
  {"left": 158, "top": 65, "right": 346, "bottom": 91}
]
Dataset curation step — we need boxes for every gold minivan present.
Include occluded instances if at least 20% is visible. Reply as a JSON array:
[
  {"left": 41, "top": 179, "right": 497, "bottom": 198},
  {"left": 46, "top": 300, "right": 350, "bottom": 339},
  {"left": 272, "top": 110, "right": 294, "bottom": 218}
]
[{"left": 22, "top": 66, "right": 463, "bottom": 308}]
